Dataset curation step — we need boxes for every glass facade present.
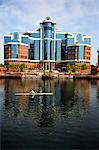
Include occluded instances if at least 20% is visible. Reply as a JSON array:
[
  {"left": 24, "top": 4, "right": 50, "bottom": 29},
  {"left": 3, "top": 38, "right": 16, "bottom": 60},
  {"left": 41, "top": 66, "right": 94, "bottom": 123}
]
[
  {"left": 78, "top": 46, "right": 84, "bottom": 59},
  {"left": 56, "top": 34, "right": 66, "bottom": 39},
  {"left": 61, "top": 40, "right": 66, "bottom": 60},
  {"left": 42, "top": 40, "right": 44, "bottom": 60},
  {"left": 21, "top": 37, "right": 29, "bottom": 44},
  {"left": 30, "top": 33, "right": 40, "bottom": 38},
  {"left": 51, "top": 40, "right": 54, "bottom": 60},
  {"left": 13, "top": 32, "right": 19, "bottom": 42},
  {"left": 4, "top": 36, "right": 11, "bottom": 43},
  {"left": 34, "top": 40, "right": 40, "bottom": 60},
  {"left": 84, "top": 38, "right": 91, "bottom": 45},
  {"left": 77, "top": 33, "right": 83, "bottom": 42},
  {"left": 29, "top": 39, "right": 34, "bottom": 59},
  {"left": 43, "top": 22, "right": 52, "bottom": 38},
  {"left": 56, "top": 41, "right": 61, "bottom": 61},
  {"left": 67, "top": 37, "right": 74, "bottom": 45},
  {"left": 11, "top": 44, "right": 18, "bottom": 58}
]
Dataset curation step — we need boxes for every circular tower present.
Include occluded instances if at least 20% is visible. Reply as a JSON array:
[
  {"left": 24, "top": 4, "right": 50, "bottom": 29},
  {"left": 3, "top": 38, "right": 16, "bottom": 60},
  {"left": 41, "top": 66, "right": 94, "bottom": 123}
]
[{"left": 40, "top": 17, "right": 56, "bottom": 70}]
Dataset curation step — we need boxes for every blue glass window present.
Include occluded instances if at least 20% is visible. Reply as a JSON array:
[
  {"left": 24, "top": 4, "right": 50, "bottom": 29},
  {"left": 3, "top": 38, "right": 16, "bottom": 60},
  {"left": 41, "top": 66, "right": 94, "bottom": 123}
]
[
  {"left": 42, "top": 23, "right": 53, "bottom": 38},
  {"left": 67, "top": 37, "right": 74, "bottom": 45},
  {"left": 56, "top": 41, "right": 61, "bottom": 60},
  {"left": 47, "top": 40, "right": 50, "bottom": 60},
  {"left": 4, "top": 36, "right": 11, "bottom": 44},
  {"left": 44, "top": 40, "right": 51, "bottom": 60},
  {"left": 44, "top": 40, "right": 47, "bottom": 60},
  {"left": 30, "top": 33, "right": 40, "bottom": 38},
  {"left": 84, "top": 38, "right": 91, "bottom": 45},
  {"left": 21, "top": 37, "right": 29, "bottom": 44},
  {"left": 13, "top": 32, "right": 19, "bottom": 41},
  {"left": 11, "top": 44, "right": 18, "bottom": 58},
  {"left": 51, "top": 40, "right": 54, "bottom": 60},
  {"left": 52, "top": 25, "right": 54, "bottom": 31},
  {"left": 78, "top": 46, "right": 84, "bottom": 59},
  {"left": 44, "top": 22, "right": 52, "bottom": 28},
  {"left": 56, "top": 34, "right": 65, "bottom": 39},
  {"left": 34, "top": 40, "right": 40, "bottom": 60},
  {"left": 61, "top": 40, "right": 66, "bottom": 46},
  {"left": 77, "top": 33, "right": 83, "bottom": 42},
  {"left": 29, "top": 39, "right": 34, "bottom": 59},
  {"left": 42, "top": 40, "right": 44, "bottom": 60}
]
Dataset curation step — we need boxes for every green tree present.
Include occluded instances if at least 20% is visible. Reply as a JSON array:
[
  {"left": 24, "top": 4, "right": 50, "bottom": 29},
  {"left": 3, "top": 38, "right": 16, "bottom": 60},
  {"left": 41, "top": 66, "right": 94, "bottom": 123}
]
[
  {"left": 71, "top": 65, "right": 78, "bottom": 72},
  {"left": 66, "top": 64, "right": 71, "bottom": 72},
  {"left": 19, "top": 63, "right": 26, "bottom": 72},
  {"left": 8, "top": 64, "right": 15, "bottom": 70},
  {"left": 0, "top": 63, "right": 3, "bottom": 67},
  {"left": 81, "top": 64, "right": 87, "bottom": 70}
]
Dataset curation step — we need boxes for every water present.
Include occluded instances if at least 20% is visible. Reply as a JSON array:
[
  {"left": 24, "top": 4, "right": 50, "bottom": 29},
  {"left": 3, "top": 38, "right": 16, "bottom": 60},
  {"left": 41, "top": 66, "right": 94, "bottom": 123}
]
[{"left": 0, "top": 79, "right": 99, "bottom": 149}]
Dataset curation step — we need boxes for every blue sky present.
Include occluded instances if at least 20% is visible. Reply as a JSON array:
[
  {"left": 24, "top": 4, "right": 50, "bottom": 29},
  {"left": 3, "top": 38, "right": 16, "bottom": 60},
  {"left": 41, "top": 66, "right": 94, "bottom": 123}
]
[{"left": 0, "top": 0, "right": 99, "bottom": 65}]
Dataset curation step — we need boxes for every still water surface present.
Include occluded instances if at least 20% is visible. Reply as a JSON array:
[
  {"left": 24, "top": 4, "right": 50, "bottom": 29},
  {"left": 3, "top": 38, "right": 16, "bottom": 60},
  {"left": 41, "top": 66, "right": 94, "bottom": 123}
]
[{"left": 0, "top": 79, "right": 99, "bottom": 149}]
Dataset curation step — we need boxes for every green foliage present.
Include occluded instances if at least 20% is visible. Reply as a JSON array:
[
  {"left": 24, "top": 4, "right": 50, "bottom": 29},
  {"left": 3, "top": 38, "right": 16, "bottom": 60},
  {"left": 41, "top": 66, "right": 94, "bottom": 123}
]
[
  {"left": 19, "top": 63, "right": 26, "bottom": 71},
  {"left": 66, "top": 64, "right": 78, "bottom": 72},
  {"left": 8, "top": 64, "right": 15, "bottom": 70},
  {"left": 81, "top": 64, "right": 87, "bottom": 70},
  {"left": 0, "top": 64, "right": 3, "bottom": 67},
  {"left": 71, "top": 65, "right": 78, "bottom": 72},
  {"left": 66, "top": 64, "right": 71, "bottom": 71}
]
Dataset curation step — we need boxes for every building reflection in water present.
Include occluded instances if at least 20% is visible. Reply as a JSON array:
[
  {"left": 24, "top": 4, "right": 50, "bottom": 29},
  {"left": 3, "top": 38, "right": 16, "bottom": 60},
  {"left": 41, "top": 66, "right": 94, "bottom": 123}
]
[
  {"left": 97, "top": 81, "right": 99, "bottom": 100},
  {"left": 4, "top": 79, "right": 92, "bottom": 126},
  {"left": 90, "top": 80, "right": 99, "bottom": 104}
]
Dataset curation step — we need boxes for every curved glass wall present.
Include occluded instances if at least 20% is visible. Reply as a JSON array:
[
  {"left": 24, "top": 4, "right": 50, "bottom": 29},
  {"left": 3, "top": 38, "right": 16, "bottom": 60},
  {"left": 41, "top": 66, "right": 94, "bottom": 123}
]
[
  {"left": 42, "top": 22, "right": 55, "bottom": 61},
  {"left": 13, "top": 32, "right": 19, "bottom": 42},
  {"left": 43, "top": 22, "right": 52, "bottom": 38},
  {"left": 77, "top": 33, "right": 83, "bottom": 43}
]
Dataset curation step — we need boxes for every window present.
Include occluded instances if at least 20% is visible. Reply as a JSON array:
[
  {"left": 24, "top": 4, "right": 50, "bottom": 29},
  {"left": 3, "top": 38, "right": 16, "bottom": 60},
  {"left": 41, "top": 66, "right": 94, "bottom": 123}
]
[
  {"left": 11, "top": 44, "right": 18, "bottom": 58},
  {"left": 21, "top": 37, "right": 29, "bottom": 44},
  {"left": 67, "top": 38, "right": 74, "bottom": 45},
  {"left": 56, "top": 41, "right": 61, "bottom": 60},
  {"left": 4, "top": 36, "right": 11, "bottom": 44},
  {"left": 34, "top": 40, "right": 40, "bottom": 60},
  {"left": 56, "top": 34, "right": 65, "bottom": 39},
  {"left": 78, "top": 46, "right": 84, "bottom": 59},
  {"left": 13, "top": 32, "right": 19, "bottom": 40},
  {"left": 84, "top": 38, "right": 91, "bottom": 45},
  {"left": 30, "top": 33, "right": 40, "bottom": 38},
  {"left": 77, "top": 33, "right": 83, "bottom": 42}
]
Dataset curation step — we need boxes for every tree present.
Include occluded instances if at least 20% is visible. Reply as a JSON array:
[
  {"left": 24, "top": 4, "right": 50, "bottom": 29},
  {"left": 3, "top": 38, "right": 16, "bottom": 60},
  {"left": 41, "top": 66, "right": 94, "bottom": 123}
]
[
  {"left": 19, "top": 63, "right": 26, "bottom": 72},
  {"left": 8, "top": 64, "right": 15, "bottom": 70},
  {"left": 71, "top": 65, "right": 78, "bottom": 72},
  {"left": 0, "top": 63, "right": 3, "bottom": 67},
  {"left": 81, "top": 64, "right": 87, "bottom": 70},
  {"left": 66, "top": 64, "right": 71, "bottom": 72}
]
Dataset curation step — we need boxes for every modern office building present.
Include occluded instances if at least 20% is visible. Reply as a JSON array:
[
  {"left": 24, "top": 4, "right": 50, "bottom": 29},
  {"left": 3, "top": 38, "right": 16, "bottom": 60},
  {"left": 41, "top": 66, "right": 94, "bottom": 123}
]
[
  {"left": 4, "top": 17, "right": 91, "bottom": 70},
  {"left": 66, "top": 33, "right": 91, "bottom": 69}
]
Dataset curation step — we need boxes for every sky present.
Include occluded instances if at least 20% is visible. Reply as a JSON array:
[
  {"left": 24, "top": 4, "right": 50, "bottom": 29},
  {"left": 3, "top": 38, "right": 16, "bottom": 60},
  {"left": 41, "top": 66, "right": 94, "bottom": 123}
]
[{"left": 0, "top": 0, "right": 99, "bottom": 65}]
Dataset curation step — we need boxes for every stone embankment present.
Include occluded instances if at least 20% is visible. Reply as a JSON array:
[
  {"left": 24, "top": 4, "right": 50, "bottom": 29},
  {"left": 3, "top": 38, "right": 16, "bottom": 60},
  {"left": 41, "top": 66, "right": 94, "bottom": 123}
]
[{"left": 0, "top": 70, "right": 99, "bottom": 80}]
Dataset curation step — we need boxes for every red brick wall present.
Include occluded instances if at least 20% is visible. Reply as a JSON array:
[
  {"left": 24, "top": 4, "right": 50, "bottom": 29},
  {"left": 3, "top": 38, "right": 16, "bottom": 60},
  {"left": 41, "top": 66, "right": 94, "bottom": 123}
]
[
  {"left": 18, "top": 45, "right": 28, "bottom": 60},
  {"left": 84, "top": 46, "right": 91, "bottom": 60}
]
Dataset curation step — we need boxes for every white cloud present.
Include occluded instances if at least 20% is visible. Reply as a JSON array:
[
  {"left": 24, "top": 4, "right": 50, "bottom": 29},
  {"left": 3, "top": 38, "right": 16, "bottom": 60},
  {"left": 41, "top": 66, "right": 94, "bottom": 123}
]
[{"left": 0, "top": 0, "right": 99, "bottom": 64}]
